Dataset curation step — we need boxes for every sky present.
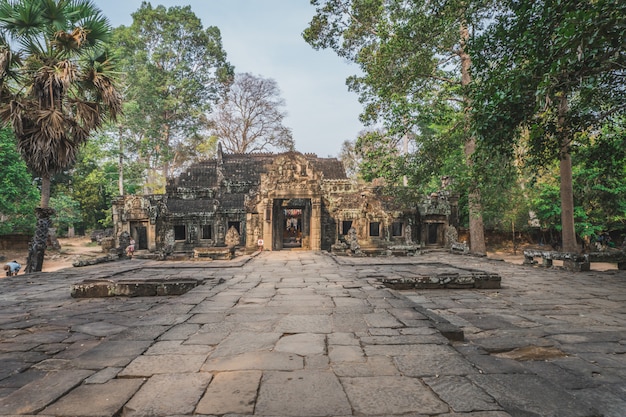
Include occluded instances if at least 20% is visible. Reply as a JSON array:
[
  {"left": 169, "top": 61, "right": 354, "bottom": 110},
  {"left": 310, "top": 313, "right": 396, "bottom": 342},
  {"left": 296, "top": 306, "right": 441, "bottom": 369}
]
[{"left": 94, "top": 0, "right": 365, "bottom": 158}]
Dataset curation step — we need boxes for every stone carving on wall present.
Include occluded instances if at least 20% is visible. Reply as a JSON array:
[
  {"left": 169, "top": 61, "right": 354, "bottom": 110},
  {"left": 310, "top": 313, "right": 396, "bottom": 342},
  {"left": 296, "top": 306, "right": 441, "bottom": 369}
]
[{"left": 225, "top": 226, "right": 241, "bottom": 248}]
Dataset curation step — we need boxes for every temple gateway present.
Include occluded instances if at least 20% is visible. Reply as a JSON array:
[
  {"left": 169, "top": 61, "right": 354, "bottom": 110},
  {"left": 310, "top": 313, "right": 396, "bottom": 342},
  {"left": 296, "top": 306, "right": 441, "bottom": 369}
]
[{"left": 112, "top": 146, "right": 458, "bottom": 257}]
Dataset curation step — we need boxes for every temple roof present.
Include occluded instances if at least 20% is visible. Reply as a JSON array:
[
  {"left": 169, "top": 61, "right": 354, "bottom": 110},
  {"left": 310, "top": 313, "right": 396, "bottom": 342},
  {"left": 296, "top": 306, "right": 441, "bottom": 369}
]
[{"left": 167, "top": 150, "right": 347, "bottom": 192}]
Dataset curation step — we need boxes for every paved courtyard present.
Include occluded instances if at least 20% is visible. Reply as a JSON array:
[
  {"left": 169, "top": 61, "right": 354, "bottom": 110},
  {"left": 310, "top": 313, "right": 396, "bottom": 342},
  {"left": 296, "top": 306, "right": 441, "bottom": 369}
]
[{"left": 0, "top": 251, "right": 624, "bottom": 416}]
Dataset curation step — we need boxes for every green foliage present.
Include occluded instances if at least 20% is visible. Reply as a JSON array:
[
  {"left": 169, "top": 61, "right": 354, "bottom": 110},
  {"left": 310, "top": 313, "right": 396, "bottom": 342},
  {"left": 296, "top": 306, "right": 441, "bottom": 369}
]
[
  {"left": 355, "top": 130, "right": 403, "bottom": 184},
  {"left": 531, "top": 180, "right": 561, "bottom": 232},
  {"left": 112, "top": 2, "right": 234, "bottom": 177},
  {"left": 528, "top": 118, "right": 626, "bottom": 239},
  {"left": 470, "top": 0, "right": 626, "bottom": 249},
  {"left": 0, "top": 129, "right": 38, "bottom": 234},
  {"left": 0, "top": 0, "right": 121, "bottom": 184},
  {"left": 471, "top": 0, "right": 626, "bottom": 166},
  {"left": 70, "top": 133, "right": 144, "bottom": 229},
  {"left": 50, "top": 192, "right": 81, "bottom": 236}
]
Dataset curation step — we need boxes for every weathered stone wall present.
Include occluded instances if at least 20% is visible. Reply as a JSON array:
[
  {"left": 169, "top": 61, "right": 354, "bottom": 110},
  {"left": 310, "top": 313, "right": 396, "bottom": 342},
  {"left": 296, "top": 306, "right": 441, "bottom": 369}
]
[{"left": 112, "top": 149, "right": 457, "bottom": 256}]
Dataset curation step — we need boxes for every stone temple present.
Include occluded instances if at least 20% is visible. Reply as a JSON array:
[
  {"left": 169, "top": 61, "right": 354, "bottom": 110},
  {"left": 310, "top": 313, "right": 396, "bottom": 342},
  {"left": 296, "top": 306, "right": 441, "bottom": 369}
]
[{"left": 112, "top": 145, "right": 458, "bottom": 257}]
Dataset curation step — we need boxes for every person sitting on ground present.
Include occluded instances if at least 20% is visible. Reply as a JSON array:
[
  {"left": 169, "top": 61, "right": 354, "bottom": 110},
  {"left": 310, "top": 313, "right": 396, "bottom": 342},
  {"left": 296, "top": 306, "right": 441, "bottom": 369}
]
[{"left": 4, "top": 260, "right": 21, "bottom": 276}]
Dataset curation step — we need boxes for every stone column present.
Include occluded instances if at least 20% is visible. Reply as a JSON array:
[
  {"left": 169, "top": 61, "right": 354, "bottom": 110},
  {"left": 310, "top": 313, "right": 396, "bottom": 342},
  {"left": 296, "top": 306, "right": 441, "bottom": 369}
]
[
  {"left": 263, "top": 201, "right": 273, "bottom": 251},
  {"left": 311, "top": 198, "right": 322, "bottom": 251}
]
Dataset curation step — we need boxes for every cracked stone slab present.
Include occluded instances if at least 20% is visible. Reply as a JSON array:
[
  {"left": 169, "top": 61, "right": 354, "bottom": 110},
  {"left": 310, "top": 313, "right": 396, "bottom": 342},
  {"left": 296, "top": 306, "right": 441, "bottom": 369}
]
[
  {"left": 469, "top": 373, "right": 601, "bottom": 417},
  {"left": 195, "top": 370, "right": 261, "bottom": 415},
  {"left": 256, "top": 370, "right": 351, "bottom": 416},
  {"left": 394, "top": 353, "right": 478, "bottom": 377},
  {"left": 42, "top": 378, "right": 144, "bottom": 416},
  {"left": 72, "top": 340, "right": 152, "bottom": 369},
  {"left": 119, "top": 354, "right": 208, "bottom": 377},
  {"left": 123, "top": 373, "right": 213, "bottom": 417},
  {"left": 209, "top": 331, "right": 281, "bottom": 357},
  {"left": 332, "top": 355, "right": 400, "bottom": 377},
  {"left": 0, "top": 370, "right": 94, "bottom": 415},
  {"left": 328, "top": 345, "right": 365, "bottom": 363},
  {"left": 275, "top": 333, "right": 326, "bottom": 356},
  {"left": 275, "top": 314, "right": 333, "bottom": 334},
  {"left": 202, "top": 351, "right": 303, "bottom": 372},
  {"left": 424, "top": 375, "right": 502, "bottom": 412},
  {"left": 71, "top": 321, "right": 128, "bottom": 337},
  {"left": 341, "top": 376, "right": 449, "bottom": 415}
]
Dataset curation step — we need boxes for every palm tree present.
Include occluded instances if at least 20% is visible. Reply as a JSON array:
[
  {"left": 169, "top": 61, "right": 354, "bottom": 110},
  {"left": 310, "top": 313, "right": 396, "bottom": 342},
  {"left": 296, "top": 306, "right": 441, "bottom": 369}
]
[{"left": 0, "top": 0, "right": 121, "bottom": 272}]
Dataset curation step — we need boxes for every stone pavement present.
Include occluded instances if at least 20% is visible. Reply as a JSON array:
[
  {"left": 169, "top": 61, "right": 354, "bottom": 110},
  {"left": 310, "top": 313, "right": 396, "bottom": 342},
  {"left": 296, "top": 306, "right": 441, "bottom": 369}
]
[{"left": 0, "top": 251, "right": 623, "bottom": 416}]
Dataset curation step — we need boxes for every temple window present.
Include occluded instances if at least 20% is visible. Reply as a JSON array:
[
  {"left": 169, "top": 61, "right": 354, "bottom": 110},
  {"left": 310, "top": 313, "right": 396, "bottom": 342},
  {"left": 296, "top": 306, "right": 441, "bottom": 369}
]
[
  {"left": 202, "top": 225, "right": 212, "bottom": 240},
  {"left": 228, "top": 221, "right": 241, "bottom": 234},
  {"left": 392, "top": 222, "right": 403, "bottom": 237},
  {"left": 174, "top": 225, "right": 186, "bottom": 241},
  {"left": 369, "top": 222, "right": 380, "bottom": 237},
  {"left": 342, "top": 220, "right": 353, "bottom": 235}
]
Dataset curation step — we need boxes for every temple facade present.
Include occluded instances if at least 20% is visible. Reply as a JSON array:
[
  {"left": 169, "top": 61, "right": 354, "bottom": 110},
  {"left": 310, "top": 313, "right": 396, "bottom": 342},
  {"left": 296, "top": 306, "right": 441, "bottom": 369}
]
[{"left": 111, "top": 146, "right": 458, "bottom": 256}]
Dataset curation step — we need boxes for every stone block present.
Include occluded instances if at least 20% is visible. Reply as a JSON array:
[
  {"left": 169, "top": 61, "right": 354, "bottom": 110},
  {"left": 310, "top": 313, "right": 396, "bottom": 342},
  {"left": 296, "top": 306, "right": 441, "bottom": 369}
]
[
  {"left": 119, "top": 354, "right": 208, "bottom": 377},
  {"left": 0, "top": 370, "right": 93, "bottom": 415},
  {"left": 195, "top": 370, "right": 261, "bottom": 415},
  {"left": 42, "top": 378, "right": 143, "bottom": 416},
  {"left": 255, "top": 370, "right": 352, "bottom": 416},
  {"left": 424, "top": 375, "right": 502, "bottom": 412},
  {"left": 202, "top": 351, "right": 303, "bottom": 372},
  {"left": 341, "top": 376, "right": 448, "bottom": 415},
  {"left": 123, "top": 373, "right": 213, "bottom": 417},
  {"left": 469, "top": 374, "right": 601, "bottom": 417}
]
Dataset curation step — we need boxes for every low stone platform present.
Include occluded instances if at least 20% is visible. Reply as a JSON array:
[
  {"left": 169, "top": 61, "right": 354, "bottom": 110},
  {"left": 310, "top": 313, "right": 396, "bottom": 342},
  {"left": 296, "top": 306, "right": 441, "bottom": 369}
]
[
  {"left": 192, "top": 247, "right": 234, "bottom": 260},
  {"left": 523, "top": 249, "right": 626, "bottom": 271},
  {"left": 71, "top": 278, "right": 201, "bottom": 298},
  {"left": 376, "top": 262, "right": 501, "bottom": 289}
]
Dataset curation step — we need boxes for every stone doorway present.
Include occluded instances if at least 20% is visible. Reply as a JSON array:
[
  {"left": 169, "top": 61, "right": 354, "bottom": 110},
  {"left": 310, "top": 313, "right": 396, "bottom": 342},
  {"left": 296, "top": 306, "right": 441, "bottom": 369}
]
[
  {"left": 272, "top": 199, "right": 311, "bottom": 250},
  {"left": 130, "top": 222, "right": 148, "bottom": 250}
]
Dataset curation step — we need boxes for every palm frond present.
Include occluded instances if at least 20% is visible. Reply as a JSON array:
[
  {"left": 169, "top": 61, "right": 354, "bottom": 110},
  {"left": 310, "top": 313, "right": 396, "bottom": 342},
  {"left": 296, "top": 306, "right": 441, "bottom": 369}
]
[
  {"left": 72, "top": 99, "right": 100, "bottom": 129},
  {"left": 0, "top": 0, "right": 45, "bottom": 39}
]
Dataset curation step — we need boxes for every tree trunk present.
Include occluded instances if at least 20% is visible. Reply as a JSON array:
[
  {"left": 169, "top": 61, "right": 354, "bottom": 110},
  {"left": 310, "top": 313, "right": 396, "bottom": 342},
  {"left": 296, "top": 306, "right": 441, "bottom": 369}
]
[
  {"left": 118, "top": 125, "right": 124, "bottom": 196},
  {"left": 40, "top": 175, "right": 51, "bottom": 208},
  {"left": 24, "top": 207, "right": 55, "bottom": 273},
  {"left": 25, "top": 175, "right": 54, "bottom": 273},
  {"left": 460, "top": 23, "right": 486, "bottom": 255},
  {"left": 558, "top": 94, "right": 578, "bottom": 252}
]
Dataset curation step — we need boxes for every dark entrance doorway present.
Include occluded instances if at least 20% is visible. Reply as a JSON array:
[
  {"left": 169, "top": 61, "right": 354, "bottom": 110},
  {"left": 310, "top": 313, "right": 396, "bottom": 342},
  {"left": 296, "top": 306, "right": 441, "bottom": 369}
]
[
  {"left": 131, "top": 222, "right": 148, "bottom": 250},
  {"left": 272, "top": 199, "right": 311, "bottom": 250},
  {"left": 283, "top": 208, "right": 303, "bottom": 248},
  {"left": 427, "top": 223, "right": 441, "bottom": 245}
]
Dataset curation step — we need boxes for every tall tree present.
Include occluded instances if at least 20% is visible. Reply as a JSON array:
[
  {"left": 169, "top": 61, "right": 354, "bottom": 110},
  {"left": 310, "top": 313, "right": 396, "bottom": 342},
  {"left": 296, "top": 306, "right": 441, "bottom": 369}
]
[
  {"left": 303, "top": 0, "right": 491, "bottom": 254},
  {"left": 338, "top": 139, "right": 360, "bottom": 179},
  {"left": 0, "top": 0, "right": 121, "bottom": 272},
  {"left": 113, "top": 2, "right": 233, "bottom": 188},
  {"left": 471, "top": 0, "right": 626, "bottom": 252},
  {"left": 354, "top": 129, "right": 403, "bottom": 184},
  {"left": 210, "top": 72, "right": 294, "bottom": 154}
]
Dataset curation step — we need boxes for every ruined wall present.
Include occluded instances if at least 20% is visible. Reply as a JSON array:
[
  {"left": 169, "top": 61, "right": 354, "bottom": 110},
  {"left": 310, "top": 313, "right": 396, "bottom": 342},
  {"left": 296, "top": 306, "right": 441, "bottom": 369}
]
[{"left": 112, "top": 150, "right": 457, "bottom": 256}]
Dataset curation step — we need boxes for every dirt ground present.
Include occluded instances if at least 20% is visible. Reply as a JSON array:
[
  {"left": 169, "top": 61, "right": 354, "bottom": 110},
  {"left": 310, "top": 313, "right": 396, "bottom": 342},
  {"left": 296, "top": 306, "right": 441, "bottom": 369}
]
[
  {"left": 1, "top": 236, "right": 104, "bottom": 275},
  {"left": 0, "top": 238, "right": 620, "bottom": 275}
]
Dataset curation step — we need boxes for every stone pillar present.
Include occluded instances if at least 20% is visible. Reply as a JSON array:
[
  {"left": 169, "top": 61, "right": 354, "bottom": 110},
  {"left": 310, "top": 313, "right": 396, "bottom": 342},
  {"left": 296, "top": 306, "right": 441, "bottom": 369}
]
[
  {"left": 263, "top": 201, "right": 273, "bottom": 251},
  {"left": 311, "top": 198, "right": 322, "bottom": 251}
]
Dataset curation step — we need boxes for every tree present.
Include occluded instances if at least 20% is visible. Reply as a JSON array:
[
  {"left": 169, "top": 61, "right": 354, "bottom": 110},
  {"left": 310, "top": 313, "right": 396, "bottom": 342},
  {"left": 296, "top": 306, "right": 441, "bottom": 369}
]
[
  {"left": 471, "top": 0, "right": 626, "bottom": 252},
  {"left": 0, "top": 129, "right": 38, "bottom": 235},
  {"left": 354, "top": 129, "right": 403, "bottom": 184},
  {"left": 0, "top": 0, "right": 122, "bottom": 272},
  {"left": 50, "top": 192, "right": 81, "bottom": 237},
  {"left": 304, "top": 0, "right": 491, "bottom": 254},
  {"left": 210, "top": 72, "right": 294, "bottom": 154},
  {"left": 113, "top": 2, "right": 233, "bottom": 188},
  {"left": 68, "top": 133, "right": 143, "bottom": 230},
  {"left": 338, "top": 139, "right": 360, "bottom": 179}
]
